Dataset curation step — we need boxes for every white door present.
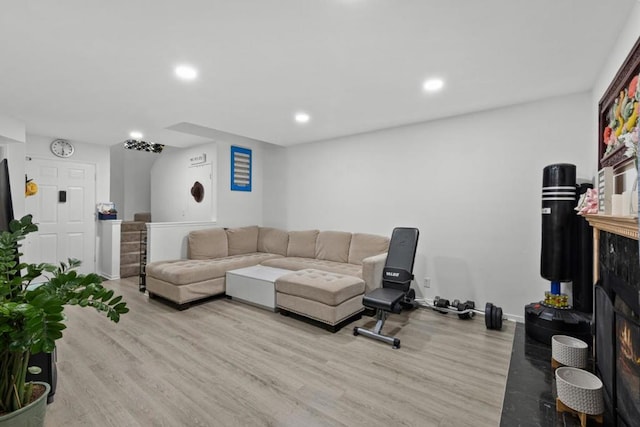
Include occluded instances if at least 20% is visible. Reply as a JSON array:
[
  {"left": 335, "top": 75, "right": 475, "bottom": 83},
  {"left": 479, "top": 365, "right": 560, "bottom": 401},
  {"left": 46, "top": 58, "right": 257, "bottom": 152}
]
[{"left": 23, "top": 158, "right": 96, "bottom": 275}]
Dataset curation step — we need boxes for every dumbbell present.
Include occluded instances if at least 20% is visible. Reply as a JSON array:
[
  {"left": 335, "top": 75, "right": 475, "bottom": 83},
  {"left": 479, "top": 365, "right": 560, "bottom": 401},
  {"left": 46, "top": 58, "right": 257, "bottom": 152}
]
[
  {"left": 457, "top": 300, "right": 475, "bottom": 320},
  {"left": 484, "top": 302, "right": 503, "bottom": 330},
  {"left": 432, "top": 296, "right": 450, "bottom": 313},
  {"left": 400, "top": 288, "right": 417, "bottom": 309}
]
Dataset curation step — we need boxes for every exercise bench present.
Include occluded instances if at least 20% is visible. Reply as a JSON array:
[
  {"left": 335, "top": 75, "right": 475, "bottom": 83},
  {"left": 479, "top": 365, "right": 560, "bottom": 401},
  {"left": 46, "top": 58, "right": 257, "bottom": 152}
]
[{"left": 353, "top": 227, "right": 419, "bottom": 349}]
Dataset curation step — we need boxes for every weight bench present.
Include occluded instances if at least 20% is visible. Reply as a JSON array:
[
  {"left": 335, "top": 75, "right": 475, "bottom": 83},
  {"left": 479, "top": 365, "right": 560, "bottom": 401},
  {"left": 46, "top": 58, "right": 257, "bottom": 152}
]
[{"left": 353, "top": 227, "right": 419, "bottom": 349}]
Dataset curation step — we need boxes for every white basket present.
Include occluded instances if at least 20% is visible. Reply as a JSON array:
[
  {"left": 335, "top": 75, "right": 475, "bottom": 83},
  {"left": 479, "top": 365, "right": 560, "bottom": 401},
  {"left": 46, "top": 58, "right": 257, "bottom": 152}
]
[
  {"left": 552, "top": 335, "right": 588, "bottom": 368},
  {"left": 555, "top": 367, "right": 604, "bottom": 415}
]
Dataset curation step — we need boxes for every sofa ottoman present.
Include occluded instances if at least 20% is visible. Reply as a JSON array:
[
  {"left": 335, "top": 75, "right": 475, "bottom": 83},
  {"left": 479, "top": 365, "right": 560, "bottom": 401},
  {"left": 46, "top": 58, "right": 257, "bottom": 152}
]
[{"left": 275, "top": 269, "right": 365, "bottom": 332}]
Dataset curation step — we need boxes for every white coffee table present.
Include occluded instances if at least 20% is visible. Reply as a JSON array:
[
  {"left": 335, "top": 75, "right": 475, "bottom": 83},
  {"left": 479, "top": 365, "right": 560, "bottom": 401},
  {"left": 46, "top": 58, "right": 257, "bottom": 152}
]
[{"left": 225, "top": 265, "right": 292, "bottom": 311}]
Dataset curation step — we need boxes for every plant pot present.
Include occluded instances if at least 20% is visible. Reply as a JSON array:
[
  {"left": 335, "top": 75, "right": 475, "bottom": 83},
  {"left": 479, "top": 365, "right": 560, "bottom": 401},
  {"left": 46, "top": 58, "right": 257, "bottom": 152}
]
[{"left": 0, "top": 382, "right": 50, "bottom": 427}]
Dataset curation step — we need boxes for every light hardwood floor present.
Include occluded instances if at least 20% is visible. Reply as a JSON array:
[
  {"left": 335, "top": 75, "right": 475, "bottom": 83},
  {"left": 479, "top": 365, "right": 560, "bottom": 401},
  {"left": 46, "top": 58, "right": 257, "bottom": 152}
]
[{"left": 44, "top": 278, "right": 514, "bottom": 427}]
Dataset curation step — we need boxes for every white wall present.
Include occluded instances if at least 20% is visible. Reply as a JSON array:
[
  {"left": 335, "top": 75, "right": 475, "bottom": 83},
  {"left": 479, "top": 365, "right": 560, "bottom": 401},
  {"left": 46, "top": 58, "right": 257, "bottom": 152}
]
[
  {"left": 0, "top": 113, "right": 26, "bottom": 218},
  {"left": 151, "top": 143, "right": 218, "bottom": 222},
  {"left": 3, "top": 142, "right": 26, "bottom": 219},
  {"left": 263, "top": 144, "right": 288, "bottom": 229},
  {"left": 110, "top": 145, "right": 125, "bottom": 219},
  {"left": 124, "top": 150, "right": 155, "bottom": 220},
  {"left": 110, "top": 144, "right": 157, "bottom": 220},
  {"left": 0, "top": 113, "right": 26, "bottom": 144},
  {"left": 270, "top": 92, "right": 593, "bottom": 320}
]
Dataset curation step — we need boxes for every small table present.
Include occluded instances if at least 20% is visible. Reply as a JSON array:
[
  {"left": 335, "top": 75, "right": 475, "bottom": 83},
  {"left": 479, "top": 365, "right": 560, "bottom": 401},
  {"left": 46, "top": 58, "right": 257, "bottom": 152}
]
[{"left": 225, "top": 265, "right": 292, "bottom": 311}]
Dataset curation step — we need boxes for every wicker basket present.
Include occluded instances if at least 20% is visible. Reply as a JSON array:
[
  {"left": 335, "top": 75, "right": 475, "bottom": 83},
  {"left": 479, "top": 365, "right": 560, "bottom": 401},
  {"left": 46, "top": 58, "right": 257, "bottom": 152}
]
[
  {"left": 552, "top": 335, "right": 588, "bottom": 368},
  {"left": 555, "top": 367, "right": 604, "bottom": 415}
]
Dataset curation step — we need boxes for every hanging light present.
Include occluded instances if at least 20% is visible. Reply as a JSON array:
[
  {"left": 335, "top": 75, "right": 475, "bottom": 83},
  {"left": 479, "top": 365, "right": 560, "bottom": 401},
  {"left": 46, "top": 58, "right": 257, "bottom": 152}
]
[{"left": 123, "top": 139, "right": 164, "bottom": 153}]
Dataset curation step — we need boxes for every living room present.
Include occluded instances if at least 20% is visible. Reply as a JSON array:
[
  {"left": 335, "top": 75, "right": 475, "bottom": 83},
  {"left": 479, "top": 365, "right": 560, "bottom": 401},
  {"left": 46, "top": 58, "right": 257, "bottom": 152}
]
[{"left": 1, "top": 1, "right": 640, "bottom": 426}]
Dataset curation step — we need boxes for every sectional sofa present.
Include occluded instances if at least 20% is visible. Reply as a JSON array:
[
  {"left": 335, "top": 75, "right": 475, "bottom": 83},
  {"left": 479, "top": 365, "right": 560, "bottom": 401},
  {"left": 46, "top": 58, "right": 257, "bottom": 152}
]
[{"left": 145, "top": 225, "right": 390, "bottom": 327}]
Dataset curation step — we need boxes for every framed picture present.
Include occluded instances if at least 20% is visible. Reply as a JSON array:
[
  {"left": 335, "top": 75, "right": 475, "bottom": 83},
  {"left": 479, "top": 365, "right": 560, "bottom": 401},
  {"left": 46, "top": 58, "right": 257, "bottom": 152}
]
[
  {"left": 230, "top": 146, "right": 252, "bottom": 192},
  {"left": 599, "top": 36, "right": 640, "bottom": 170}
]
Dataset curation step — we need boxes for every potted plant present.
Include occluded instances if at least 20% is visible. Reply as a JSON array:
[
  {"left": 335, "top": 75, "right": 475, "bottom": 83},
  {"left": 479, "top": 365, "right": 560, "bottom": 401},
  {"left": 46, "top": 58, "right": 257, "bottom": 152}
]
[{"left": 0, "top": 215, "right": 129, "bottom": 426}]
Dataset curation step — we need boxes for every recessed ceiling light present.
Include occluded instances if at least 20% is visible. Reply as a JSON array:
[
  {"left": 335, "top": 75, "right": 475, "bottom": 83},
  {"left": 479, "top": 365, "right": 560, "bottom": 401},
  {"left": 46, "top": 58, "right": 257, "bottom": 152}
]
[
  {"left": 295, "top": 112, "right": 310, "bottom": 124},
  {"left": 129, "top": 131, "right": 143, "bottom": 139},
  {"left": 423, "top": 78, "right": 444, "bottom": 92},
  {"left": 175, "top": 65, "right": 198, "bottom": 80}
]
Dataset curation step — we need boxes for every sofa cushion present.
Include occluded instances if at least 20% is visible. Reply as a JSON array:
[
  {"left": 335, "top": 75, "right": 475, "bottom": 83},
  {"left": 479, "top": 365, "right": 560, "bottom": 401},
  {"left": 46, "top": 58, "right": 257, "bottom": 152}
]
[
  {"left": 188, "top": 228, "right": 228, "bottom": 260},
  {"left": 226, "top": 226, "right": 259, "bottom": 255},
  {"left": 315, "top": 231, "right": 352, "bottom": 263},
  {"left": 287, "top": 230, "right": 319, "bottom": 258},
  {"left": 261, "top": 257, "right": 362, "bottom": 278},
  {"left": 147, "top": 253, "right": 283, "bottom": 285},
  {"left": 257, "top": 227, "right": 289, "bottom": 256},
  {"left": 275, "top": 269, "right": 365, "bottom": 306},
  {"left": 348, "top": 233, "right": 390, "bottom": 265}
]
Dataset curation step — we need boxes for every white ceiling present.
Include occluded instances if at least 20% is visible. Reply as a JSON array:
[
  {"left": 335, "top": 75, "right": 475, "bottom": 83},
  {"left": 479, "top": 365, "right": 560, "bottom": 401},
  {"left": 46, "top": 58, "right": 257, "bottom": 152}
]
[{"left": 0, "top": 0, "right": 635, "bottom": 148}]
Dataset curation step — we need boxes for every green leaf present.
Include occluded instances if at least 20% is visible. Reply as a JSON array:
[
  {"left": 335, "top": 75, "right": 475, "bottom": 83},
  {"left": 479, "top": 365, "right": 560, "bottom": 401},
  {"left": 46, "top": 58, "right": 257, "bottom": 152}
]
[{"left": 113, "top": 302, "right": 127, "bottom": 312}]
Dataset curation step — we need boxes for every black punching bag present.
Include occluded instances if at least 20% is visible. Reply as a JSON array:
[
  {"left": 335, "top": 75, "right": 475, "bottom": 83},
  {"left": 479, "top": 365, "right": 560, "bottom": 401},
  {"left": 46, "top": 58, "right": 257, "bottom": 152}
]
[
  {"left": 571, "top": 183, "right": 594, "bottom": 312},
  {"left": 541, "top": 164, "right": 576, "bottom": 282}
]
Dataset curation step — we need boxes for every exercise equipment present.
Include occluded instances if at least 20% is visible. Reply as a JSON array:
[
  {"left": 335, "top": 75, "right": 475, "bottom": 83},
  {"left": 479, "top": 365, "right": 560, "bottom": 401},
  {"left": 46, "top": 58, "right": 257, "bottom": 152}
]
[
  {"left": 433, "top": 296, "right": 450, "bottom": 313},
  {"left": 353, "top": 227, "right": 419, "bottom": 349},
  {"left": 485, "top": 302, "right": 503, "bottom": 330},
  {"left": 416, "top": 296, "right": 503, "bottom": 328},
  {"left": 457, "top": 300, "right": 475, "bottom": 320},
  {"left": 429, "top": 296, "right": 475, "bottom": 319},
  {"left": 524, "top": 164, "right": 593, "bottom": 345}
]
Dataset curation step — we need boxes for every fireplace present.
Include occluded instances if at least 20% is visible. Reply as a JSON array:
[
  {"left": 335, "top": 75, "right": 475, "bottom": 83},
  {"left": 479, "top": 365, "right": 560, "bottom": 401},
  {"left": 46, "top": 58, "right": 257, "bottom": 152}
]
[
  {"left": 593, "top": 230, "right": 640, "bottom": 427},
  {"left": 616, "top": 313, "right": 640, "bottom": 424}
]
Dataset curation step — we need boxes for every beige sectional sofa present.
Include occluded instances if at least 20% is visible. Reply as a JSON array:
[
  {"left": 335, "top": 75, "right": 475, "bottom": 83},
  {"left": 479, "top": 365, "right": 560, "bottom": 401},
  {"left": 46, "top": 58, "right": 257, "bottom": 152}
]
[{"left": 145, "top": 226, "right": 389, "bottom": 325}]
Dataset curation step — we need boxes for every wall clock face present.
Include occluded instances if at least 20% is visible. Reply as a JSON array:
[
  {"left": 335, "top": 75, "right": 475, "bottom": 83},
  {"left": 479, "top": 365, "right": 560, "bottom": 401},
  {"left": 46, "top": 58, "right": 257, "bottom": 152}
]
[{"left": 50, "top": 139, "right": 74, "bottom": 158}]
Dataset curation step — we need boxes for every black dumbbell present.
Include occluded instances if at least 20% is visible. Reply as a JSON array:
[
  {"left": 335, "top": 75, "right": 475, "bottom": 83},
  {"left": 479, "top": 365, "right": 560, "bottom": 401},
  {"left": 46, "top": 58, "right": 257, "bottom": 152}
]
[
  {"left": 433, "top": 296, "right": 450, "bottom": 308},
  {"left": 433, "top": 296, "right": 450, "bottom": 313},
  {"left": 457, "top": 301, "right": 475, "bottom": 319}
]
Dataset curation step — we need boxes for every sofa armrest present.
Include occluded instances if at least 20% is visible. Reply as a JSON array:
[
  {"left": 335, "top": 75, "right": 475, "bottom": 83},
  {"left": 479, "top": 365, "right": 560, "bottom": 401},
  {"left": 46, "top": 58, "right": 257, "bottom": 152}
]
[{"left": 361, "top": 252, "right": 388, "bottom": 293}]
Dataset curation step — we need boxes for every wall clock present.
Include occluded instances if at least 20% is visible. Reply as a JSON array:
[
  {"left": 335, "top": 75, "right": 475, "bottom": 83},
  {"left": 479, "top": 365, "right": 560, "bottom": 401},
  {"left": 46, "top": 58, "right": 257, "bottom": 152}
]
[{"left": 50, "top": 139, "right": 74, "bottom": 158}]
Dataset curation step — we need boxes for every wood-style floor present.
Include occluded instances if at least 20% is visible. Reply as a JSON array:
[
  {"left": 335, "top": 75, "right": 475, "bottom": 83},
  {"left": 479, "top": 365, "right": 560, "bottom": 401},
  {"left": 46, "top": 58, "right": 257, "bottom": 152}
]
[{"left": 44, "top": 278, "right": 514, "bottom": 427}]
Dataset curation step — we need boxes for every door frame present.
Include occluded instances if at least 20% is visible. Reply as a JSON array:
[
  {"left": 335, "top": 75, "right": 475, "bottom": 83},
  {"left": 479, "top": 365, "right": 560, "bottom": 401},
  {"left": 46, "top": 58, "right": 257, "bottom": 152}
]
[{"left": 24, "top": 156, "right": 99, "bottom": 273}]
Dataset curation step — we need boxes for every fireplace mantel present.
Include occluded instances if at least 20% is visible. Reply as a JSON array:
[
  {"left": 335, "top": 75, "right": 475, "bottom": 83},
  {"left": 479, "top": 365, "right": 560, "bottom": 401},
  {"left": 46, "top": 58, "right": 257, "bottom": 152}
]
[
  {"left": 584, "top": 215, "right": 638, "bottom": 241},
  {"left": 585, "top": 214, "right": 638, "bottom": 283}
]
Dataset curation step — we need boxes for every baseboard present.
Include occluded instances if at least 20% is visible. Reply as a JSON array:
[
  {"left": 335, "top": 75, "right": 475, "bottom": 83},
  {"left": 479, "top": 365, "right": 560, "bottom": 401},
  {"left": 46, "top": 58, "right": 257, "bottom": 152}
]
[{"left": 505, "top": 313, "right": 524, "bottom": 323}]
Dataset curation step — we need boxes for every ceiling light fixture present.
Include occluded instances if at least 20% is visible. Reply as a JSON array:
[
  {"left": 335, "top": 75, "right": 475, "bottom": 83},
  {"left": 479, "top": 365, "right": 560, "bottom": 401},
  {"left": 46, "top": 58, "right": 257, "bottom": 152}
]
[
  {"left": 175, "top": 65, "right": 198, "bottom": 80},
  {"left": 123, "top": 139, "right": 165, "bottom": 154},
  {"left": 423, "top": 78, "right": 444, "bottom": 92},
  {"left": 295, "top": 112, "right": 310, "bottom": 124},
  {"left": 129, "top": 131, "right": 143, "bottom": 140}
]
